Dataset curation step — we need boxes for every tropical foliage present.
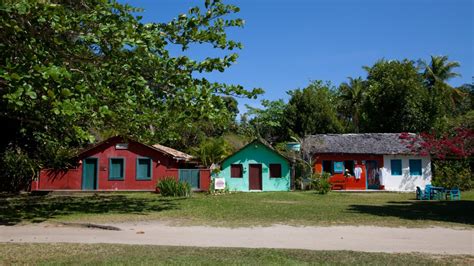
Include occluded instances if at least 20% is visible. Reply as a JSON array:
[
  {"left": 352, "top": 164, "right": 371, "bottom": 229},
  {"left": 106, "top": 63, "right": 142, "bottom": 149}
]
[
  {"left": 156, "top": 177, "right": 191, "bottom": 197},
  {"left": 0, "top": 0, "right": 262, "bottom": 190},
  {"left": 432, "top": 160, "right": 473, "bottom": 191},
  {"left": 0, "top": 1, "right": 472, "bottom": 191},
  {"left": 337, "top": 77, "right": 366, "bottom": 132},
  {"left": 189, "top": 137, "right": 233, "bottom": 167},
  {"left": 284, "top": 81, "right": 343, "bottom": 138}
]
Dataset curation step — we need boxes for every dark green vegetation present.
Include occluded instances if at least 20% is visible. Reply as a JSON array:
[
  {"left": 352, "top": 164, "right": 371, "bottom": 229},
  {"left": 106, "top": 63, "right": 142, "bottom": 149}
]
[
  {"left": 433, "top": 160, "right": 473, "bottom": 190},
  {"left": 0, "top": 0, "right": 261, "bottom": 191},
  {"left": 1, "top": 192, "right": 473, "bottom": 227},
  {"left": 247, "top": 58, "right": 472, "bottom": 141},
  {"left": 156, "top": 177, "right": 191, "bottom": 197},
  {"left": 0, "top": 243, "right": 472, "bottom": 265}
]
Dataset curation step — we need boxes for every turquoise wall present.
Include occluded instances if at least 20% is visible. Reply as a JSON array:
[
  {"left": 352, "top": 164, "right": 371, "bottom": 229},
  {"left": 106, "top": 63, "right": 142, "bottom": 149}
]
[{"left": 219, "top": 142, "right": 290, "bottom": 191}]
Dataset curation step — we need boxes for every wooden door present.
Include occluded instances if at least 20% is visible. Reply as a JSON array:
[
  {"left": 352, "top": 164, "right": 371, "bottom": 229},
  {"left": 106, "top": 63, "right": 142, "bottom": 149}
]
[
  {"left": 249, "top": 164, "right": 262, "bottom": 190},
  {"left": 82, "top": 158, "right": 98, "bottom": 190}
]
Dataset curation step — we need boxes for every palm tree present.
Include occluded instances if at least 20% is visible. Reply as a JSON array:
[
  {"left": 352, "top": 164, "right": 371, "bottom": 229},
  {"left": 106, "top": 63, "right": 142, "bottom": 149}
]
[
  {"left": 422, "top": 55, "right": 460, "bottom": 88},
  {"left": 190, "top": 138, "right": 232, "bottom": 167},
  {"left": 338, "top": 77, "right": 366, "bottom": 132},
  {"left": 421, "top": 55, "right": 463, "bottom": 110}
]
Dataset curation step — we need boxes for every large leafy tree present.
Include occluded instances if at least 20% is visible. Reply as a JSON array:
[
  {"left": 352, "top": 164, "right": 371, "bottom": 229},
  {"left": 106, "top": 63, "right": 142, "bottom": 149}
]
[
  {"left": 285, "top": 80, "right": 343, "bottom": 137},
  {"left": 0, "top": 0, "right": 262, "bottom": 190},
  {"left": 362, "top": 59, "right": 430, "bottom": 133},
  {"left": 337, "top": 77, "right": 366, "bottom": 132}
]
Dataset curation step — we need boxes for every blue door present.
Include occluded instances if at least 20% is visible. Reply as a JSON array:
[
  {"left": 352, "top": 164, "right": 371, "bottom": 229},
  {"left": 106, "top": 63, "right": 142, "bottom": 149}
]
[
  {"left": 179, "top": 169, "right": 200, "bottom": 189},
  {"left": 82, "top": 158, "right": 98, "bottom": 190}
]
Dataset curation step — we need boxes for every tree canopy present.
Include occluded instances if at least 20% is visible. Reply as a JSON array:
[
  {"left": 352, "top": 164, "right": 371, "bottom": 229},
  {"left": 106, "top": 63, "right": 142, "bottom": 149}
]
[
  {"left": 1, "top": 1, "right": 472, "bottom": 191},
  {"left": 0, "top": 0, "right": 263, "bottom": 190},
  {"left": 362, "top": 59, "right": 430, "bottom": 132},
  {"left": 285, "top": 81, "right": 343, "bottom": 137}
]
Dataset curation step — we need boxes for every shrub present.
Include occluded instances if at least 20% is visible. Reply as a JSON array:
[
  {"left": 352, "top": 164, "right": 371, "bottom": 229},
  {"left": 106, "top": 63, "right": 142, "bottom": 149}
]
[
  {"left": 156, "top": 177, "right": 191, "bottom": 197},
  {"left": 433, "top": 160, "right": 473, "bottom": 190},
  {"left": 314, "top": 172, "right": 331, "bottom": 194},
  {"left": 0, "top": 147, "right": 37, "bottom": 192},
  {"left": 300, "top": 172, "right": 331, "bottom": 194}
]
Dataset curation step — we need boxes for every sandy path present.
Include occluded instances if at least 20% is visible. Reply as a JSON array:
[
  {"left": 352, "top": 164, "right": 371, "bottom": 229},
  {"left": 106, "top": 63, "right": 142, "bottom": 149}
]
[{"left": 0, "top": 222, "right": 472, "bottom": 255}]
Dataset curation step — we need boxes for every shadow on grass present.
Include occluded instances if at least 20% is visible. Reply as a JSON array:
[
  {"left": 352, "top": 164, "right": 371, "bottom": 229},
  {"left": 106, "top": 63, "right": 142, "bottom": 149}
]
[
  {"left": 0, "top": 193, "right": 180, "bottom": 226},
  {"left": 348, "top": 200, "right": 474, "bottom": 225}
]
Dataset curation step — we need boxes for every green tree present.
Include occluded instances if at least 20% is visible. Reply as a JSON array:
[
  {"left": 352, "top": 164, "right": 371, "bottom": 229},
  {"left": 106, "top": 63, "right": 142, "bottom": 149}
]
[
  {"left": 221, "top": 96, "right": 239, "bottom": 121},
  {"left": 189, "top": 137, "right": 232, "bottom": 167},
  {"left": 285, "top": 81, "right": 343, "bottom": 137},
  {"left": 337, "top": 77, "right": 366, "bottom": 132},
  {"left": 362, "top": 59, "right": 430, "bottom": 132},
  {"left": 0, "top": 0, "right": 262, "bottom": 190},
  {"left": 422, "top": 55, "right": 461, "bottom": 88},
  {"left": 245, "top": 99, "right": 287, "bottom": 141},
  {"left": 420, "top": 55, "right": 462, "bottom": 129}
]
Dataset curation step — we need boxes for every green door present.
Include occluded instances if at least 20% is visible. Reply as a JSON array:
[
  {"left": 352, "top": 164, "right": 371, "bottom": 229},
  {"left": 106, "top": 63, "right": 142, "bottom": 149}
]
[
  {"left": 82, "top": 158, "right": 98, "bottom": 190},
  {"left": 179, "top": 169, "right": 200, "bottom": 189}
]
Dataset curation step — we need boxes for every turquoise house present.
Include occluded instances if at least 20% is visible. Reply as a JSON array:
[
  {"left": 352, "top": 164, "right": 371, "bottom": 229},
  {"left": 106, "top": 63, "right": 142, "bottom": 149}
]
[{"left": 218, "top": 139, "right": 291, "bottom": 191}]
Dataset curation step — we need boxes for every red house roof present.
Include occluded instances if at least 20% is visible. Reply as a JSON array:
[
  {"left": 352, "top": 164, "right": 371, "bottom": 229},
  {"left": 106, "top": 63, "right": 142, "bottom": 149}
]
[{"left": 77, "top": 136, "right": 194, "bottom": 161}]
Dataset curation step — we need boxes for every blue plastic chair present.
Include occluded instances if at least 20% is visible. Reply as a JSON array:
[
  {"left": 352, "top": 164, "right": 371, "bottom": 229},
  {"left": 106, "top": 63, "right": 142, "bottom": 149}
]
[
  {"left": 446, "top": 187, "right": 461, "bottom": 200},
  {"left": 424, "top": 185, "right": 432, "bottom": 200},
  {"left": 416, "top": 186, "right": 430, "bottom": 200}
]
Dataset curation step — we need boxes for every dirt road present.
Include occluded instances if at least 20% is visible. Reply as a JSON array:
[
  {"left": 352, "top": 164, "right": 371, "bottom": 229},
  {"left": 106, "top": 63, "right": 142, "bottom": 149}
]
[{"left": 0, "top": 222, "right": 472, "bottom": 255}]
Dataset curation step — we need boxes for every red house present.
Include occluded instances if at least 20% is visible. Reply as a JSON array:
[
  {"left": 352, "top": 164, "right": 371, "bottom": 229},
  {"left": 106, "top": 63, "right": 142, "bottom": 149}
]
[{"left": 31, "top": 136, "right": 210, "bottom": 192}]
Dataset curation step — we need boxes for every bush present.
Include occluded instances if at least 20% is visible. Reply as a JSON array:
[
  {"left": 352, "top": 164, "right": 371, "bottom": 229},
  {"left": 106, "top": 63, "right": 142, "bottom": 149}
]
[
  {"left": 314, "top": 172, "right": 331, "bottom": 194},
  {"left": 156, "top": 177, "right": 191, "bottom": 197},
  {"left": 0, "top": 147, "right": 37, "bottom": 192},
  {"left": 433, "top": 160, "right": 473, "bottom": 190},
  {"left": 299, "top": 172, "right": 331, "bottom": 194}
]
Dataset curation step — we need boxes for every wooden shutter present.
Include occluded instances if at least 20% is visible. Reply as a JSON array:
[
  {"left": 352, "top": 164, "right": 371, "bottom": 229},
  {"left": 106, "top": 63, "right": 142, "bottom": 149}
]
[
  {"left": 231, "top": 164, "right": 243, "bottom": 178},
  {"left": 269, "top": 164, "right": 282, "bottom": 178},
  {"left": 109, "top": 158, "right": 125, "bottom": 180},
  {"left": 391, "top": 160, "right": 402, "bottom": 175},
  {"left": 409, "top": 159, "right": 422, "bottom": 176},
  {"left": 136, "top": 158, "right": 152, "bottom": 180}
]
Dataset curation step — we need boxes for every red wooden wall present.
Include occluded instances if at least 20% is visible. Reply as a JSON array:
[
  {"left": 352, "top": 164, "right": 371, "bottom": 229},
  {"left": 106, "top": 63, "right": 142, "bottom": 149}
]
[
  {"left": 32, "top": 137, "right": 210, "bottom": 191},
  {"left": 312, "top": 154, "right": 384, "bottom": 190}
]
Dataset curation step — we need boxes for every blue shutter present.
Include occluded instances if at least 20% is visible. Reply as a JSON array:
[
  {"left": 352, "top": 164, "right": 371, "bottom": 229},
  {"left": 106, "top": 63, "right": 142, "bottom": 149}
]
[
  {"left": 391, "top": 160, "right": 402, "bottom": 175},
  {"left": 109, "top": 158, "right": 125, "bottom": 180},
  {"left": 136, "top": 158, "right": 152, "bottom": 180},
  {"left": 409, "top": 159, "right": 422, "bottom": 176}
]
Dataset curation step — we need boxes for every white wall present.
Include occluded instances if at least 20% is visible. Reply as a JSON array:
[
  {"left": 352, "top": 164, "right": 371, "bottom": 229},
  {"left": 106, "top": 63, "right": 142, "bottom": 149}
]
[{"left": 381, "top": 155, "right": 431, "bottom": 192}]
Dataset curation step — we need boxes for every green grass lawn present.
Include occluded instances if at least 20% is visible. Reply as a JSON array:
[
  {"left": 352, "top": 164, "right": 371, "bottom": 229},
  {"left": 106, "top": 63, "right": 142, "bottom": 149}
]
[
  {"left": 1, "top": 191, "right": 473, "bottom": 227},
  {"left": 0, "top": 243, "right": 472, "bottom": 265}
]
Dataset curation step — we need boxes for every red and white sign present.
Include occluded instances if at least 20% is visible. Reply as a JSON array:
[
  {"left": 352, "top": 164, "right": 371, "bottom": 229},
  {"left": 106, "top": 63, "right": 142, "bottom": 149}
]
[{"left": 214, "top": 178, "right": 226, "bottom": 190}]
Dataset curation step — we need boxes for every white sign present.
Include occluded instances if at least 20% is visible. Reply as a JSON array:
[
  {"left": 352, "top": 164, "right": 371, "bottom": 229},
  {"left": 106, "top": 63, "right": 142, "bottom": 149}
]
[{"left": 214, "top": 178, "right": 226, "bottom": 190}]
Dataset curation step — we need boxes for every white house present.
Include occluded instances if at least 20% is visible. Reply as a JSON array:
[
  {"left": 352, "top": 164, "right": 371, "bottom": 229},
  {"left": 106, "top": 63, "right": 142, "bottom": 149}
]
[{"left": 382, "top": 154, "right": 431, "bottom": 191}]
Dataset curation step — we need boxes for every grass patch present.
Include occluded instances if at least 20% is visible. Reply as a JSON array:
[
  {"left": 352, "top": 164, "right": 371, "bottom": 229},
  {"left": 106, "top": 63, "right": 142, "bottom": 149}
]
[
  {"left": 1, "top": 191, "right": 473, "bottom": 227},
  {"left": 0, "top": 243, "right": 472, "bottom": 265}
]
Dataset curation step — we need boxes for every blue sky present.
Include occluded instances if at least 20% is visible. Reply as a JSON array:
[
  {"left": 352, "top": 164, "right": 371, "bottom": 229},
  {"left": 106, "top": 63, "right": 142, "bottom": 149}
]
[{"left": 121, "top": 0, "right": 473, "bottom": 114}]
